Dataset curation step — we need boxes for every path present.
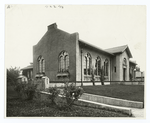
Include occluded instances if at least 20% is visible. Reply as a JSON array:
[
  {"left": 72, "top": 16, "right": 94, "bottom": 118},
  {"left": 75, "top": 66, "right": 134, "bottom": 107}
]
[
  {"left": 80, "top": 93, "right": 144, "bottom": 118},
  {"left": 131, "top": 108, "right": 144, "bottom": 117}
]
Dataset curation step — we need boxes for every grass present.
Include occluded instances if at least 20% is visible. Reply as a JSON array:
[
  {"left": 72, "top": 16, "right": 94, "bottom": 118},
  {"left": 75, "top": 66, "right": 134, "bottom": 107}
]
[
  {"left": 6, "top": 85, "right": 130, "bottom": 117},
  {"left": 7, "top": 98, "right": 130, "bottom": 117},
  {"left": 83, "top": 85, "right": 144, "bottom": 102}
]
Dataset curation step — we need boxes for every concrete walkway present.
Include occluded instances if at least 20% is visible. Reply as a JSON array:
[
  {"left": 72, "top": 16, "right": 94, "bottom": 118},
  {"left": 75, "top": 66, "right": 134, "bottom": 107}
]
[
  {"left": 131, "top": 108, "right": 145, "bottom": 118},
  {"left": 80, "top": 94, "right": 144, "bottom": 118}
]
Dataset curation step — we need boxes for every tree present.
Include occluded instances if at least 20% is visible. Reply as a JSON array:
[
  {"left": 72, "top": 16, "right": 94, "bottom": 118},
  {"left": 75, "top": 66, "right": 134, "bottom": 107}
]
[
  {"left": 100, "top": 66, "right": 105, "bottom": 85},
  {"left": 7, "top": 66, "right": 20, "bottom": 85},
  {"left": 91, "top": 67, "right": 95, "bottom": 86}
]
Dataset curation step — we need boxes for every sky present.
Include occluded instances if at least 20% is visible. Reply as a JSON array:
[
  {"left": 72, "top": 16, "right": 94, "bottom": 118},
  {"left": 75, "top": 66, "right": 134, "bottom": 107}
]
[{"left": 5, "top": 5, "right": 146, "bottom": 71}]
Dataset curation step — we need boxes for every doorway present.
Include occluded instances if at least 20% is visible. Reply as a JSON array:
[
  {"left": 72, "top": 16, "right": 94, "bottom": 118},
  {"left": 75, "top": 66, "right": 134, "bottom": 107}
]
[{"left": 123, "top": 68, "right": 126, "bottom": 81}]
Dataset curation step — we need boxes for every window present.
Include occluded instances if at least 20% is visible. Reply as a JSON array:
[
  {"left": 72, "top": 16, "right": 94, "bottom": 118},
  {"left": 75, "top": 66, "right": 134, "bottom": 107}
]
[
  {"left": 37, "top": 56, "right": 45, "bottom": 73},
  {"left": 59, "top": 51, "right": 69, "bottom": 72},
  {"left": 114, "top": 66, "right": 116, "bottom": 73},
  {"left": 123, "top": 58, "right": 127, "bottom": 67},
  {"left": 104, "top": 59, "right": 109, "bottom": 76},
  {"left": 84, "top": 53, "right": 92, "bottom": 75},
  {"left": 95, "top": 57, "right": 101, "bottom": 75},
  {"left": 41, "top": 59, "right": 45, "bottom": 72}
]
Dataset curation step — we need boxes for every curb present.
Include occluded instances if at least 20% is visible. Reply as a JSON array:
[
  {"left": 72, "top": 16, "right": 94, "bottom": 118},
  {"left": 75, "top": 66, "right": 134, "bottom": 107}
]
[
  {"left": 80, "top": 93, "right": 143, "bottom": 108},
  {"left": 76, "top": 99, "right": 132, "bottom": 116}
]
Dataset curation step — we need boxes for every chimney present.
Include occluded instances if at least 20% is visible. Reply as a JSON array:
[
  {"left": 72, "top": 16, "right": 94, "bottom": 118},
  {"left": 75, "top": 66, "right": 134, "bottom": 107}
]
[{"left": 48, "top": 23, "right": 57, "bottom": 30}]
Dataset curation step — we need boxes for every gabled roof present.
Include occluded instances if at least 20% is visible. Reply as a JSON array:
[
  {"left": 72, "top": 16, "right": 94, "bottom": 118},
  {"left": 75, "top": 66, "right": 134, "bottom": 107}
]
[
  {"left": 129, "top": 59, "right": 137, "bottom": 65},
  {"left": 79, "top": 39, "right": 114, "bottom": 56},
  {"left": 21, "top": 64, "right": 33, "bottom": 70},
  {"left": 105, "top": 45, "right": 132, "bottom": 58}
]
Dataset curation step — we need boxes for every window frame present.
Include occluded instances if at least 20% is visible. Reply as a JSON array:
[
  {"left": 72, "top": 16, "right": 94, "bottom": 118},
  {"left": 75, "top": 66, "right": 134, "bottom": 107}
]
[
  {"left": 58, "top": 51, "right": 69, "bottom": 73},
  {"left": 104, "top": 59, "right": 109, "bottom": 76},
  {"left": 37, "top": 56, "right": 45, "bottom": 74},
  {"left": 84, "top": 53, "right": 92, "bottom": 75},
  {"left": 95, "top": 56, "right": 101, "bottom": 76}
]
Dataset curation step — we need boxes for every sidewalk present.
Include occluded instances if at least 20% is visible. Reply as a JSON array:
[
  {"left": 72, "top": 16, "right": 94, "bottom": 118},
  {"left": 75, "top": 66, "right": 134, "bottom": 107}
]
[
  {"left": 131, "top": 108, "right": 144, "bottom": 117},
  {"left": 80, "top": 93, "right": 144, "bottom": 118}
]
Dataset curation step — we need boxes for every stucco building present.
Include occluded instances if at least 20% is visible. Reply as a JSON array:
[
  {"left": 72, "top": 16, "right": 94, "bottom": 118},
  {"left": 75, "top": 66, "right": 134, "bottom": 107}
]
[{"left": 31, "top": 23, "right": 138, "bottom": 84}]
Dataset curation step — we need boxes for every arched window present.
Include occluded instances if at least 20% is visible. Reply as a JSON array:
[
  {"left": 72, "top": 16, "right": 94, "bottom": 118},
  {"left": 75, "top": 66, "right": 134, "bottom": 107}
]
[
  {"left": 104, "top": 59, "right": 109, "bottom": 76},
  {"left": 59, "top": 51, "right": 69, "bottom": 72},
  {"left": 37, "top": 56, "right": 45, "bottom": 73},
  {"left": 123, "top": 58, "right": 127, "bottom": 67},
  {"left": 95, "top": 57, "right": 101, "bottom": 76},
  {"left": 84, "top": 53, "right": 92, "bottom": 75},
  {"left": 65, "top": 55, "right": 69, "bottom": 71},
  {"left": 41, "top": 59, "right": 45, "bottom": 72}
]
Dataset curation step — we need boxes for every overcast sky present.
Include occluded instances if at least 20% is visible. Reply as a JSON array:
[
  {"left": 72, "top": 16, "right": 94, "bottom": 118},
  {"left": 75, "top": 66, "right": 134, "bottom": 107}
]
[{"left": 5, "top": 5, "right": 146, "bottom": 71}]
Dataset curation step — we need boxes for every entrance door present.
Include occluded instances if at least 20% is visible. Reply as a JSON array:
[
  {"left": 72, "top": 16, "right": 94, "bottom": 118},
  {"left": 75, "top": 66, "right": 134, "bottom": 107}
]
[{"left": 123, "top": 68, "right": 126, "bottom": 81}]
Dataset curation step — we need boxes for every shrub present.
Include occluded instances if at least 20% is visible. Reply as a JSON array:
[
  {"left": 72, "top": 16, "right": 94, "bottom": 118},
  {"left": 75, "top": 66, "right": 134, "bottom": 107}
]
[
  {"left": 24, "top": 83, "right": 37, "bottom": 100},
  {"left": 15, "top": 83, "right": 26, "bottom": 98},
  {"left": 63, "top": 82, "right": 84, "bottom": 107},
  {"left": 15, "top": 82, "right": 37, "bottom": 100},
  {"left": 49, "top": 86, "right": 60, "bottom": 105},
  {"left": 48, "top": 82, "right": 84, "bottom": 109}
]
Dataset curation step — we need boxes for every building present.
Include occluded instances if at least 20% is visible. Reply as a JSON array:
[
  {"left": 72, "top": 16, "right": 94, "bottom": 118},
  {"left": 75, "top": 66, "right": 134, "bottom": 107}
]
[
  {"left": 135, "top": 71, "right": 145, "bottom": 81},
  {"left": 21, "top": 63, "right": 33, "bottom": 81},
  {"left": 31, "top": 23, "right": 139, "bottom": 85}
]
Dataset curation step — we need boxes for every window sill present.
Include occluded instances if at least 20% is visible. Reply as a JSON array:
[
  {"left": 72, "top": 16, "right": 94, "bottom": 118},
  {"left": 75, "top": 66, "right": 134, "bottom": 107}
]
[
  {"left": 84, "top": 75, "right": 92, "bottom": 77},
  {"left": 35, "top": 73, "right": 45, "bottom": 78},
  {"left": 95, "top": 75, "right": 100, "bottom": 78},
  {"left": 57, "top": 72, "right": 69, "bottom": 77}
]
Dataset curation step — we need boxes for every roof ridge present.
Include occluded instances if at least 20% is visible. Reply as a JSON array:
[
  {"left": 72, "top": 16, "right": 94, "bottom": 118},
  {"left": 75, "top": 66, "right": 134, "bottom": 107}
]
[
  {"left": 79, "top": 39, "right": 114, "bottom": 56},
  {"left": 105, "top": 44, "right": 128, "bottom": 51},
  {"left": 121, "top": 45, "right": 128, "bottom": 52}
]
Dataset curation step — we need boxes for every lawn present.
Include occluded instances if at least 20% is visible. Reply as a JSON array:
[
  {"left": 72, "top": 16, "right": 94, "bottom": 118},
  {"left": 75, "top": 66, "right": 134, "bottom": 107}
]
[
  {"left": 83, "top": 85, "right": 144, "bottom": 102},
  {"left": 6, "top": 85, "right": 130, "bottom": 117}
]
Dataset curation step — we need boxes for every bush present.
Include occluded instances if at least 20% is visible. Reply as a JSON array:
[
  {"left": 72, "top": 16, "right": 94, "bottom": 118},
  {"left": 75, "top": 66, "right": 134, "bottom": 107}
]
[
  {"left": 49, "top": 86, "right": 60, "bottom": 105},
  {"left": 64, "top": 82, "right": 84, "bottom": 107},
  {"left": 15, "top": 82, "right": 37, "bottom": 100},
  {"left": 48, "top": 82, "right": 84, "bottom": 109},
  {"left": 25, "top": 83, "right": 37, "bottom": 100},
  {"left": 7, "top": 67, "right": 20, "bottom": 86}
]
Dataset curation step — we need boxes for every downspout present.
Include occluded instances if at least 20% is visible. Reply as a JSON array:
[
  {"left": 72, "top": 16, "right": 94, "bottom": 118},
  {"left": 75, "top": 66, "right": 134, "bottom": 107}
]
[
  {"left": 110, "top": 58, "right": 112, "bottom": 82},
  {"left": 81, "top": 49, "right": 83, "bottom": 86}
]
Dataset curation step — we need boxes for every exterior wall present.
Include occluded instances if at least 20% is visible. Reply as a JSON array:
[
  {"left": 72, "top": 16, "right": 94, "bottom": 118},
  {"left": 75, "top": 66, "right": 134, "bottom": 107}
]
[
  {"left": 76, "top": 37, "right": 81, "bottom": 82},
  {"left": 33, "top": 23, "right": 133, "bottom": 83},
  {"left": 76, "top": 45, "right": 111, "bottom": 82},
  {"left": 22, "top": 69, "right": 33, "bottom": 81},
  {"left": 111, "top": 54, "right": 122, "bottom": 81},
  {"left": 111, "top": 50, "right": 130, "bottom": 81},
  {"left": 129, "top": 62, "right": 136, "bottom": 81},
  {"left": 111, "top": 56, "right": 117, "bottom": 81},
  {"left": 120, "top": 51, "right": 130, "bottom": 81},
  {"left": 33, "top": 24, "right": 77, "bottom": 82}
]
